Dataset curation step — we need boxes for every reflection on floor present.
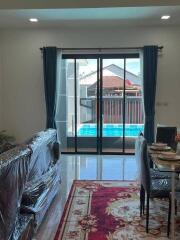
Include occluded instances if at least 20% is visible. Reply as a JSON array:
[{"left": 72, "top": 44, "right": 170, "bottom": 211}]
[
  {"left": 61, "top": 148, "right": 135, "bottom": 153},
  {"left": 34, "top": 154, "right": 137, "bottom": 240}
]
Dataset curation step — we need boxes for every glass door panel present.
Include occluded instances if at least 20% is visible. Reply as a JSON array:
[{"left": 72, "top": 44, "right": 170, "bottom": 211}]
[
  {"left": 124, "top": 58, "right": 144, "bottom": 153},
  {"left": 101, "top": 58, "right": 124, "bottom": 153},
  {"left": 56, "top": 59, "right": 75, "bottom": 153},
  {"left": 58, "top": 54, "right": 143, "bottom": 154},
  {"left": 76, "top": 59, "right": 98, "bottom": 153}
]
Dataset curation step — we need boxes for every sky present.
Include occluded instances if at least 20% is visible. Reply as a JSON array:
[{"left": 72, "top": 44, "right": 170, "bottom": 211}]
[{"left": 77, "top": 58, "right": 140, "bottom": 76}]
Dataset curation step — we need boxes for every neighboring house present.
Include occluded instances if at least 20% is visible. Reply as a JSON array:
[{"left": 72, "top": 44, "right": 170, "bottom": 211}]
[
  {"left": 88, "top": 76, "right": 141, "bottom": 96},
  {"left": 80, "top": 64, "right": 141, "bottom": 97},
  {"left": 80, "top": 64, "right": 140, "bottom": 84},
  {"left": 79, "top": 64, "right": 143, "bottom": 124}
]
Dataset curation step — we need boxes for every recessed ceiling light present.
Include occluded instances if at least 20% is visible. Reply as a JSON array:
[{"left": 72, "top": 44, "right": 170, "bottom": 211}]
[
  {"left": 161, "top": 15, "right": 171, "bottom": 20},
  {"left": 29, "top": 18, "right": 38, "bottom": 22}
]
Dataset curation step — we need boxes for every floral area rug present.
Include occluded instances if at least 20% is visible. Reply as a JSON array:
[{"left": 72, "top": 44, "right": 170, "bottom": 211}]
[{"left": 54, "top": 181, "right": 180, "bottom": 240}]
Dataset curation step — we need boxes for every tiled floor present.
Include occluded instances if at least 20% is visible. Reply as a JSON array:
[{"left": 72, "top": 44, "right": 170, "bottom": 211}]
[{"left": 34, "top": 154, "right": 137, "bottom": 240}]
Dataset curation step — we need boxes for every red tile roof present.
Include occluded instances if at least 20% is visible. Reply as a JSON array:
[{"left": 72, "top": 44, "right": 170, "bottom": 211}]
[
  {"left": 89, "top": 76, "right": 134, "bottom": 89},
  {"left": 103, "top": 76, "right": 134, "bottom": 89}
]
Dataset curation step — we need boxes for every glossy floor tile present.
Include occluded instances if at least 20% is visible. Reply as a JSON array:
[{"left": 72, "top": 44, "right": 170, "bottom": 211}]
[{"left": 34, "top": 154, "right": 137, "bottom": 240}]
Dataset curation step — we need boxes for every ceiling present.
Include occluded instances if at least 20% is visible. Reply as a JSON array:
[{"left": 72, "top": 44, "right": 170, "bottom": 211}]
[
  {"left": 0, "top": 0, "right": 179, "bottom": 9},
  {"left": 0, "top": 6, "right": 180, "bottom": 28}
]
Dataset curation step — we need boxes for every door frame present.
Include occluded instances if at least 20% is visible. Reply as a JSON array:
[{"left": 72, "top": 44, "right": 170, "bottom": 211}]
[{"left": 62, "top": 53, "right": 139, "bottom": 154}]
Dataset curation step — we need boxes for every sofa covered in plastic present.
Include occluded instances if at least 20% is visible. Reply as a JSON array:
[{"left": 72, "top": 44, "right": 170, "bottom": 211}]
[
  {"left": 0, "top": 129, "right": 60, "bottom": 240},
  {"left": 0, "top": 146, "right": 34, "bottom": 240}
]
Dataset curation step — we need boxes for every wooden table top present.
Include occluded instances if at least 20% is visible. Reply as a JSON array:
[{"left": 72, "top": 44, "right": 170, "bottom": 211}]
[{"left": 148, "top": 146, "right": 180, "bottom": 172}]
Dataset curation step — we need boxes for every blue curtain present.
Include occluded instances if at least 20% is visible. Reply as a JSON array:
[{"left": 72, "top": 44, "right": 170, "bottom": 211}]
[
  {"left": 143, "top": 46, "right": 158, "bottom": 144},
  {"left": 43, "top": 47, "right": 57, "bottom": 128}
]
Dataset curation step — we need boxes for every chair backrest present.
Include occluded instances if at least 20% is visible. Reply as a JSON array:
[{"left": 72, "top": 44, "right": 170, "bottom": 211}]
[
  {"left": 156, "top": 126, "right": 177, "bottom": 150},
  {"left": 135, "top": 136, "right": 141, "bottom": 162},
  {"left": 139, "top": 136, "right": 151, "bottom": 192},
  {"left": 135, "top": 136, "right": 142, "bottom": 181}
]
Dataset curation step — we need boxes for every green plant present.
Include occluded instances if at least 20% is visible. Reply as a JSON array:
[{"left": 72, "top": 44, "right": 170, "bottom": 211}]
[
  {"left": 0, "top": 130, "right": 15, "bottom": 153},
  {"left": 0, "top": 130, "right": 15, "bottom": 144}
]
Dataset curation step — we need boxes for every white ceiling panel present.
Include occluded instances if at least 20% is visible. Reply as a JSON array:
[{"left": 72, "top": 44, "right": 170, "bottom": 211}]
[{"left": 0, "top": 6, "right": 179, "bottom": 28}]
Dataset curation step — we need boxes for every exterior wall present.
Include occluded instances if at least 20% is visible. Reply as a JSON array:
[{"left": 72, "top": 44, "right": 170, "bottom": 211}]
[{"left": 0, "top": 26, "right": 180, "bottom": 141}]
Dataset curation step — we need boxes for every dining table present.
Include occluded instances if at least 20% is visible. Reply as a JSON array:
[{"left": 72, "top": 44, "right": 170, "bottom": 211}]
[{"left": 148, "top": 146, "right": 180, "bottom": 240}]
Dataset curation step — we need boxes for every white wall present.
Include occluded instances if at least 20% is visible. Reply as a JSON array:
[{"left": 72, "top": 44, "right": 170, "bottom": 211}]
[{"left": 1, "top": 26, "right": 180, "bottom": 141}]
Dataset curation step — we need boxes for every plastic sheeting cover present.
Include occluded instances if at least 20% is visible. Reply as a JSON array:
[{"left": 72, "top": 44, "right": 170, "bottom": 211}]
[
  {"left": 0, "top": 146, "right": 32, "bottom": 240},
  {"left": 11, "top": 214, "right": 34, "bottom": 240},
  {"left": 21, "top": 128, "right": 61, "bottom": 228},
  {"left": 21, "top": 164, "right": 60, "bottom": 213},
  {"left": 26, "top": 129, "right": 59, "bottom": 183}
]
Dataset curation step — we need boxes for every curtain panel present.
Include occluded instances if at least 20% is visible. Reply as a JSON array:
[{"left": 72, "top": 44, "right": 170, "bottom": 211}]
[
  {"left": 55, "top": 51, "right": 63, "bottom": 142},
  {"left": 143, "top": 45, "right": 158, "bottom": 144},
  {"left": 43, "top": 47, "right": 57, "bottom": 128}
]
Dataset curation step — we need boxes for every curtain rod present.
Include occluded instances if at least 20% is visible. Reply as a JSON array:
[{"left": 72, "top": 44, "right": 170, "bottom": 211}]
[{"left": 40, "top": 46, "right": 163, "bottom": 51}]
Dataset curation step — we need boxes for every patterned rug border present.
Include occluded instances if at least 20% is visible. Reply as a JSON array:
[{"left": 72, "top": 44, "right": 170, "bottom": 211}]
[
  {"left": 54, "top": 180, "right": 76, "bottom": 240},
  {"left": 54, "top": 180, "right": 137, "bottom": 240}
]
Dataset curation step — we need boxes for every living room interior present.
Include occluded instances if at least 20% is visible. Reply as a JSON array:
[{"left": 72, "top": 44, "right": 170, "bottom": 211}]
[{"left": 0, "top": 1, "right": 180, "bottom": 240}]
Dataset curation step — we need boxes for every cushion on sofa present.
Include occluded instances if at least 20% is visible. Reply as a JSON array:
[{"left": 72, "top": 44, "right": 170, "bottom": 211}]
[{"left": 26, "top": 129, "right": 58, "bottom": 183}]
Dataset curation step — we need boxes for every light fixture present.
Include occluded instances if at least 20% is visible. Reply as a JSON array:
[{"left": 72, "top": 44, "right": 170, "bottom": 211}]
[
  {"left": 161, "top": 15, "right": 171, "bottom": 20},
  {"left": 29, "top": 18, "right": 38, "bottom": 22}
]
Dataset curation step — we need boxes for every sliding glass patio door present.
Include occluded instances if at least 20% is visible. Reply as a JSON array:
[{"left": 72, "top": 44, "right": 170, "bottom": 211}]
[
  {"left": 57, "top": 56, "right": 99, "bottom": 153},
  {"left": 57, "top": 54, "right": 144, "bottom": 154},
  {"left": 124, "top": 58, "right": 144, "bottom": 153},
  {"left": 100, "top": 56, "right": 143, "bottom": 153},
  {"left": 100, "top": 58, "right": 125, "bottom": 153},
  {"left": 76, "top": 58, "right": 98, "bottom": 153}
]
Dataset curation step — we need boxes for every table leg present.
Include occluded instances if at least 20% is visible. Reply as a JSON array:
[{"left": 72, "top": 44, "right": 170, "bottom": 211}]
[{"left": 171, "top": 172, "right": 175, "bottom": 240}]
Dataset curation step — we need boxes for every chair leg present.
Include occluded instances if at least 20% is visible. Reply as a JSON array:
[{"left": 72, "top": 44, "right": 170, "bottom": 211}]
[
  {"left": 167, "top": 196, "right": 171, "bottom": 237},
  {"left": 175, "top": 199, "right": 177, "bottom": 215},
  {"left": 142, "top": 187, "right": 145, "bottom": 214},
  {"left": 140, "top": 185, "right": 146, "bottom": 216},
  {"left": 167, "top": 196, "right": 177, "bottom": 237},
  {"left": 146, "top": 193, "right": 150, "bottom": 233},
  {"left": 140, "top": 185, "right": 143, "bottom": 217}
]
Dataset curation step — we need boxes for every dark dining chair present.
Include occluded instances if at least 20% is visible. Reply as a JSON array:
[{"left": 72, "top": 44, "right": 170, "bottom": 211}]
[
  {"left": 156, "top": 126, "right": 177, "bottom": 151},
  {"left": 139, "top": 136, "right": 180, "bottom": 233},
  {"left": 135, "top": 136, "right": 171, "bottom": 180}
]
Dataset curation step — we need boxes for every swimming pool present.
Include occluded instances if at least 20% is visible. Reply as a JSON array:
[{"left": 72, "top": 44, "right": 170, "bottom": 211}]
[{"left": 77, "top": 124, "right": 144, "bottom": 137}]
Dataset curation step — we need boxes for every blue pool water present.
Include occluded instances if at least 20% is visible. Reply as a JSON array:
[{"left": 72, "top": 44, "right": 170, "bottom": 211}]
[{"left": 77, "top": 124, "right": 144, "bottom": 137}]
